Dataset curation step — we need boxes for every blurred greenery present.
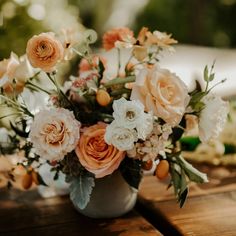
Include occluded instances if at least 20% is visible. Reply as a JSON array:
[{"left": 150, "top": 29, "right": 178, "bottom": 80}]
[
  {"left": 134, "top": 0, "right": 236, "bottom": 48},
  {"left": 1, "top": 0, "right": 236, "bottom": 61}
]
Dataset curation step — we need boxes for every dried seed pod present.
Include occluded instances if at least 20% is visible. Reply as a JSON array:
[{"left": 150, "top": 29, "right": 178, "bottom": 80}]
[
  {"left": 155, "top": 160, "right": 169, "bottom": 180},
  {"left": 22, "top": 173, "right": 33, "bottom": 190},
  {"left": 96, "top": 89, "right": 111, "bottom": 106},
  {"left": 32, "top": 171, "right": 39, "bottom": 185},
  {"left": 142, "top": 160, "right": 153, "bottom": 171}
]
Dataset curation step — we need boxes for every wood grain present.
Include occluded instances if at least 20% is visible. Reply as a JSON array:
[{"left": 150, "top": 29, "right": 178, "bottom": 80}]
[
  {"left": 0, "top": 189, "right": 162, "bottom": 236},
  {"left": 138, "top": 165, "right": 236, "bottom": 236}
]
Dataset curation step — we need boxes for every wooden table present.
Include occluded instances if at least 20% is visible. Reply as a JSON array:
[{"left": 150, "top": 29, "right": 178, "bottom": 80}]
[
  {"left": 1, "top": 164, "right": 236, "bottom": 236},
  {"left": 138, "top": 165, "right": 236, "bottom": 236},
  {"left": 0, "top": 189, "right": 161, "bottom": 236}
]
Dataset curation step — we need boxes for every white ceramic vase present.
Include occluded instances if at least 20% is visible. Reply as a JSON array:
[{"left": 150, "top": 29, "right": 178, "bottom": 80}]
[{"left": 70, "top": 170, "right": 138, "bottom": 218}]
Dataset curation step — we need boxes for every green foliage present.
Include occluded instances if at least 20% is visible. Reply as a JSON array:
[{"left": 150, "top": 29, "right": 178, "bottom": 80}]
[
  {"left": 120, "top": 157, "right": 142, "bottom": 189},
  {"left": 168, "top": 153, "right": 208, "bottom": 207},
  {"left": 69, "top": 172, "right": 95, "bottom": 210},
  {"left": 135, "top": 0, "right": 236, "bottom": 48}
]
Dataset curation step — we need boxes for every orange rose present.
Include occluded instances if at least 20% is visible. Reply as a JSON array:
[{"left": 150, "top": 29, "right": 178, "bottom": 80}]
[
  {"left": 26, "top": 32, "right": 64, "bottom": 72},
  {"left": 75, "top": 123, "right": 125, "bottom": 178},
  {"left": 102, "top": 27, "right": 134, "bottom": 51}
]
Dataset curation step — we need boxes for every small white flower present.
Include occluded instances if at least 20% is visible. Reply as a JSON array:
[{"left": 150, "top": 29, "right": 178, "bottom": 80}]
[
  {"left": 136, "top": 112, "right": 153, "bottom": 140},
  {"left": 199, "top": 94, "right": 229, "bottom": 143},
  {"left": 105, "top": 121, "right": 138, "bottom": 151},
  {"left": 113, "top": 97, "right": 145, "bottom": 129},
  {"left": 29, "top": 108, "right": 81, "bottom": 161}
]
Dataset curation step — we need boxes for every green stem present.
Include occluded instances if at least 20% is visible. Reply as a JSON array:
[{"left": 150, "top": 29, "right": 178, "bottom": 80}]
[
  {"left": 26, "top": 81, "right": 51, "bottom": 95},
  {"left": 117, "top": 48, "right": 121, "bottom": 76},
  {"left": 46, "top": 73, "right": 76, "bottom": 110},
  {"left": 103, "top": 76, "right": 135, "bottom": 88}
]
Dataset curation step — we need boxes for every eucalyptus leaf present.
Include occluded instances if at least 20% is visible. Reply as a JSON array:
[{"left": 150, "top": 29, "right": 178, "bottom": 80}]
[
  {"left": 204, "top": 65, "right": 209, "bottom": 82},
  {"left": 178, "top": 156, "right": 208, "bottom": 183},
  {"left": 69, "top": 173, "right": 95, "bottom": 210}
]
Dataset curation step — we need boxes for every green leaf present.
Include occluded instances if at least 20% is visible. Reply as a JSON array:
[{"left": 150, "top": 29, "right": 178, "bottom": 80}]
[
  {"left": 177, "top": 156, "right": 208, "bottom": 183},
  {"left": 179, "top": 187, "right": 188, "bottom": 208},
  {"left": 120, "top": 158, "right": 142, "bottom": 189},
  {"left": 209, "top": 73, "right": 215, "bottom": 81},
  {"left": 37, "top": 173, "right": 48, "bottom": 186},
  {"left": 97, "top": 59, "right": 105, "bottom": 85},
  {"left": 180, "top": 136, "right": 201, "bottom": 151},
  {"left": 69, "top": 173, "right": 95, "bottom": 210},
  {"left": 203, "top": 65, "right": 209, "bottom": 82}
]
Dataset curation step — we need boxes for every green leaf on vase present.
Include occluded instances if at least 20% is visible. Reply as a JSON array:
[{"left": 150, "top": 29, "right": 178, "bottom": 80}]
[
  {"left": 120, "top": 158, "right": 142, "bottom": 189},
  {"left": 69, "top": 172, "right": 95, "bottom": 210}
]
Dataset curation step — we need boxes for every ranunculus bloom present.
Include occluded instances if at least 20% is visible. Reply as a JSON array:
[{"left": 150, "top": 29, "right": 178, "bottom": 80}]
[
  {"left": 29, "top": 108, "right": 81, "bottom": 161},
  {"left": 26, "top": 32, "right": 64, "bottom": 72},
  {"left": 102, "top": 27, "right": 134, "bottom": 51},
  {"left": 131, "top": 65, "right": 190, "bottom": 126},
  {"left": 75, "top": 123, "right": 125, "bottom": 178},
  {"left": 199, "top": 94, "right": 229, "bottom": 143}
]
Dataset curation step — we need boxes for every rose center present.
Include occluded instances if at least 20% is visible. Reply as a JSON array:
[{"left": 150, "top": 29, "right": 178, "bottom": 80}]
[{"left": 126, "top": 110, "right": 135, "bottom": 120}]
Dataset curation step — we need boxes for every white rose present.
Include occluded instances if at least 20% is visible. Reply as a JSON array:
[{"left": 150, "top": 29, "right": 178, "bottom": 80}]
[
  {"left": 199, "top": 94, "right": 229, "bottom": 143},
  {"left": 29, "top": 108, "right": 81, "bottom": 161},
  {"left": 105, "top": 121, "right": 138, "bottom": 151},
  {"left": 112, "top": 97, "right": 145, "bottom": 129}
]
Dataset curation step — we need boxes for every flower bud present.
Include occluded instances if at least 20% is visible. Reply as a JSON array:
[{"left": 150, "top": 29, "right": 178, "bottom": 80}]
[
  {"left": 142, "top": 160, "right": 153, "bottom": 171},
  {"left": 96, "top": 89, "right": 111, "bottom": 106},
  {"left": 22, "top": 173, "right": 33, "bottom": 190},
  {"left": 155, "top": 160, "right": 169, "bottom": 180}
]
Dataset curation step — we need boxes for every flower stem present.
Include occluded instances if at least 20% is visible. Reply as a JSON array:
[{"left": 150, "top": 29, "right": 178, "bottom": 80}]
[
  {"left": 103, "top": 76, "right": 135, "bottom": 88},
  {"left": 26, "top": 81, "right": 51, "bottom": 95}
]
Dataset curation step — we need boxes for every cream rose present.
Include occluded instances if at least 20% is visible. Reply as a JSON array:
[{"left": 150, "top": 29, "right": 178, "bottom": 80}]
[
  {"left": 29, "top": 108, "right": 81, "bottom": 161},
  {"left": 75, "top": 123, "right": 125, "bottom": 178},
  {"left": 131, "top": 65, "right": 190, "bottom": 126},
  {"left": 26, "top": 32, "right": 64, "bottom": 72}
]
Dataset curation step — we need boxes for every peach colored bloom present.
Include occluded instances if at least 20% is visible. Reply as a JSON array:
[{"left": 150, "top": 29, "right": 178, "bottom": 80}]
[
  {"left": 75, "top": 123, "right": 125, "bottom": 178},
  {"left": 26, "top": 32, "right": 64, "bottom": 72},
  {"left": 78, "top": 56, "right": 106, "bottom": 73},
  {"left": 102, "top": 27, "right": 134, "bottom": 51},
  {"left": 131, "top": 65, "right": 190, "bottom": 126},
  {"left": 29, "top": 108, "right": 81, "bottom": 161}
]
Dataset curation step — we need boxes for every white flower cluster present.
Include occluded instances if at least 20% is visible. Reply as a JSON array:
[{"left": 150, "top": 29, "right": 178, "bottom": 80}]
[
  {"left": 105, "top": 97, "right": 153, "bottom": 151},
  {"left": 127, "top": 123, "right": 172, "bottom": 161}
]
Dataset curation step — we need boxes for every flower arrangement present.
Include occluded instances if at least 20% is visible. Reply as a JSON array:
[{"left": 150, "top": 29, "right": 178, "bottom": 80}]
[{"left": 0, "top": 26, "right": 229, "bottom": 210}]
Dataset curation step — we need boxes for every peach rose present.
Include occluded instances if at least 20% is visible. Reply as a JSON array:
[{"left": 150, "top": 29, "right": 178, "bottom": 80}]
[
  {"left": 75, "top": 123, "right": 125, "bottom": 178},
  {"left": 102, "top": 27, "right": 134, "bottom": 51},
  {"left": 26, "top": 32, "right": 64, "bottom": 72},
  {"left": 29, "top": 108, "right": 81, "bottom": 161},
  {"left": 131, "top": 65, "right": 190, "bottom": 126}
]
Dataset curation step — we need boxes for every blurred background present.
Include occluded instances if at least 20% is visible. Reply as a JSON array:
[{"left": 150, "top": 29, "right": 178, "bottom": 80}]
[
  {"left": 1, "top": 0, "right": 236, "bottom": 96},
  {"left": 1, "top": 0, "right": 236, "bottom": 58}
]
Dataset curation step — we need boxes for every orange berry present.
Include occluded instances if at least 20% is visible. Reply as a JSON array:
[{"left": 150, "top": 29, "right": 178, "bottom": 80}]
[
  {"left": 96, "top": 89, "right": 111, "bottom": 106},
  {"left": 142, "top": 160, "right": 153, "bottom": 171},
  {"left": 32, "top": 171, "right": 39, "bottom": 185},
  {"left": 22, "top": 173, "right": 33, "bottom": 190},
  {"left": 155, "top": 160, "right": 169, "bottom": 180}
]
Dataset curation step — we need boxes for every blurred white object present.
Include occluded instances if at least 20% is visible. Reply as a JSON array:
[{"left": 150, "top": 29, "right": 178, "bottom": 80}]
[
  {"left": 38, "top": 163, "right": 70, "bottom": 198},
  {"left": 0, "top": 128, "right": 9, "bottom": 143}
]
